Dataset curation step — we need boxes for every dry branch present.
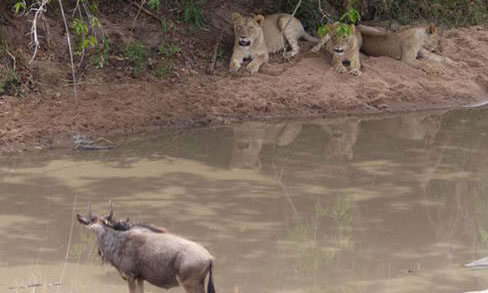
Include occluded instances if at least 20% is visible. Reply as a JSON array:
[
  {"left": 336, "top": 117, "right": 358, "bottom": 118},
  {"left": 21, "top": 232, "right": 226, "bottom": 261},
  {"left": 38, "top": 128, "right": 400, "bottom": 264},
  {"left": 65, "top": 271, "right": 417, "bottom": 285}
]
[
  {"left": 57, "top": 0, "right": 77, "bottom": 99},
  {"left": 317, "top": 0, "right": 334, "bottom": 23},
  {"left": 26, "top": 0, "right": 77, "bottom": 98},
  {"left": 5, "top": 48, "right": 16, "bottom": 71},
  {"left": 27, "top": 0, "right": 49, "bottom": 64},
  {"left": 131, "top": 0, "right": 147, "bottom": 32},
  {"left": 125, "top": 0, "right": 162, "bottom": 23},
  {"left": 206, "top": 34, "right": 222, "bottom": 75},
  {"left": 281, "top": 0, "right": 302, "bottom": 58}
]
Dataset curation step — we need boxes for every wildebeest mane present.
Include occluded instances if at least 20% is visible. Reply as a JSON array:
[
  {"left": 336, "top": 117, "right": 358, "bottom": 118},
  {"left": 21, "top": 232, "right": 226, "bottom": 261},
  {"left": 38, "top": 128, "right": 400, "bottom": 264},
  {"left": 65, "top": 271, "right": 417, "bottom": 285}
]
[{"left": 109, "top": 218, "right": 167, "bottom": 233}]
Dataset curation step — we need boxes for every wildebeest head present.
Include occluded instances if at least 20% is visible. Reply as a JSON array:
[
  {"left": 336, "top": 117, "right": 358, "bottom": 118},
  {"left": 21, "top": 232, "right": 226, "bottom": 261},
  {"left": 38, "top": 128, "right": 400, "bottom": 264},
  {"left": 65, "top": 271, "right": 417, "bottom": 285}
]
[
  {"left": 76, "top": 201, "right": 119, "bottom": 231},
  {"left": 76, "top": 201, "right": 130, "bottom": 234},
  {"left": 76, "top": 201, "right": 166, "bottom": 233}
]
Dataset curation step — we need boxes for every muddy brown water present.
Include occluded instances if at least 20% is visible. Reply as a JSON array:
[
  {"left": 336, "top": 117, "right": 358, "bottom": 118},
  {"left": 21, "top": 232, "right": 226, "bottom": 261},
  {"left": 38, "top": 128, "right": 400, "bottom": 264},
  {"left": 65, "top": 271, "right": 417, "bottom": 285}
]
[{"left": 2, "top": 108, "right": 488, "bottom": 293}]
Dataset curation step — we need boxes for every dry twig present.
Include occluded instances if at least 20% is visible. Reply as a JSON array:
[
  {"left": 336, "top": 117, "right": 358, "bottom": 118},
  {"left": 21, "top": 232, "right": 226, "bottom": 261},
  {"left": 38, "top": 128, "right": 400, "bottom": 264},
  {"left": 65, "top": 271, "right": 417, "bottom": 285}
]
[
  {"left": 206, "top": 34, "right": 222, "bottom": 75},
  {"left": 57, "top": 0, "right": 77, "bottom": 99},
  {"left": 131, "top": 0, "right": 147, "bottom": 32},
  {"left": 27, "top": 0, "right": 49, "bottom": 64},
  {"left": 281, "top": 0, "right": 302, "bottom": 58},
  {"left": 125, "top": 0, "right": 162, "bottom": 23},
  {"left": 26, "top": 0, "right": 77, "bottom": 98},
  {"left": 5, "top": 48, "right": 16, "bottom": 71},
  {"left": 317, "top": 0, "right": 334, "bottom": 23}
]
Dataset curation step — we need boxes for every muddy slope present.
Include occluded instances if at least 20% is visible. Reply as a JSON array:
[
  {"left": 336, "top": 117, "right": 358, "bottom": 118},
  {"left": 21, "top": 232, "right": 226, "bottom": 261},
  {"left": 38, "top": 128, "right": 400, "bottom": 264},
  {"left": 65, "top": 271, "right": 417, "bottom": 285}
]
[{"left": 1, "top": 23, "right": 488, "bottom": 153}]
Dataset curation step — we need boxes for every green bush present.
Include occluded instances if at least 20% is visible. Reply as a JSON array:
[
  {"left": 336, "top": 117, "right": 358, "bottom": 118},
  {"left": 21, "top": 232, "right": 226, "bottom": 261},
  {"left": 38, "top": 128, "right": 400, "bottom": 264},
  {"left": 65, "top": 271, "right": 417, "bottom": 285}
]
[
  {"left": 272, "top": 0, "right": 488, "bottom": 28},
  {"left": 0, "top": 33, "right": 21, "bottom": 96},
  {"left": 182, "top": 0, "right": 205, "bottom": 28},
  {"left": 124, "top": 41, "right": 148, "bottom": 75},
  {"left": 347, "top": 0, "right": 488, "bottom": 26},
  {"left": 159, "top": 43, "right": 181, "bottom": 58},
  {"left": 91, "top": 37, "right": 111, "bottom": 69},
  {"left": 272, "top": 0, "right": 325, "bottom": 32}
]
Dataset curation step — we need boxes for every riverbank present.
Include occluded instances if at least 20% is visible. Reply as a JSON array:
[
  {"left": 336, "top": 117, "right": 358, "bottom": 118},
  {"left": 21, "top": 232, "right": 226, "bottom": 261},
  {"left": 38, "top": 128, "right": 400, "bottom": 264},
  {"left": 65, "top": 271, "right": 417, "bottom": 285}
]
[{"left": 1, "top": 25, "right": 488, "bottom": 153}]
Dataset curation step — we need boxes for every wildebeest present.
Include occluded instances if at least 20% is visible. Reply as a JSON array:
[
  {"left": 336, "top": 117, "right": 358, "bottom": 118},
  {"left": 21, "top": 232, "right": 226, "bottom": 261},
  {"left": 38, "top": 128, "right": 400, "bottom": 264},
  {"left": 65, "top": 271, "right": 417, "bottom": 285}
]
[{"left": 76, "top": 203, "right": 215, "bottom": 293}]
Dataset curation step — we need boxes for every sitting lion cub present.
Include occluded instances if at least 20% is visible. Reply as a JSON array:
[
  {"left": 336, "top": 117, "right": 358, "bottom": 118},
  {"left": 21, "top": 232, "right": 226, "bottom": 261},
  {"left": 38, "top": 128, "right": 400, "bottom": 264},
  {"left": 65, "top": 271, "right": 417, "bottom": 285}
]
[
  {"left": 359, "top": 24, "right": 461, "bottom": 74},
  {"left": 229, "top": 12, "right": 318, "bottom": 74},
  {"left": 311, "top": 24, "right": 362, "bottom": 76}
]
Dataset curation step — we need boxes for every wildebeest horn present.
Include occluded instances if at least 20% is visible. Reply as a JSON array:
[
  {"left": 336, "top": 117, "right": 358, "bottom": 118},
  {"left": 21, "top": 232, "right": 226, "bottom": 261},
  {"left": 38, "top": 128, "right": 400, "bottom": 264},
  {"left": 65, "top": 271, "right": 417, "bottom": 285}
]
[
  {"left": 88, "top": 202, "right": 93, "bottom": 221},
  {"left": 107, "top": 200, "right": 114, "bottom": 221}
]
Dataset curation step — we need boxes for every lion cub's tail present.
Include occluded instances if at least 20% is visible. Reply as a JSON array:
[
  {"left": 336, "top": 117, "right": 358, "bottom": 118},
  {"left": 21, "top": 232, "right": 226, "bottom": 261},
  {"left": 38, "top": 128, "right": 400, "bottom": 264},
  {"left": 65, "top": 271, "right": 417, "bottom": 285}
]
[{"left": 302, "top": 32, "right": 320, "bottom": 43}]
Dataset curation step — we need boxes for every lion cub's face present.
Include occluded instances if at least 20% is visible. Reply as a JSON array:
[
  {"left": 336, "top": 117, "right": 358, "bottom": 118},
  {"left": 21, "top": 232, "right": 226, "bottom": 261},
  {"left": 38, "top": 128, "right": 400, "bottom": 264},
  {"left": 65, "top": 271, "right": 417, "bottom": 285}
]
[
  {"left": 423, "top": 24, "right": 441, "bottom": 53},
  {"left": 331, "top": 34, "right": 355, "bottom": 56},
  {"left": 231, "top": 13, "right": 264, "bottom": 48},
  {"left": 329, "top": 26, "right": 357, "bottom": 57}
]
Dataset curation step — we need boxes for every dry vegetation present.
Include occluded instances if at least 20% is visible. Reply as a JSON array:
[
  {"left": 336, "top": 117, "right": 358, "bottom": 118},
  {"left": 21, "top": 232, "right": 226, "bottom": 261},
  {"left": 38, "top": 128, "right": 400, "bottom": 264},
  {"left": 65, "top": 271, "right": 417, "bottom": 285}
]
[
  {"left": 0, "top": 0, "right": 487, "bottom": 97},
  {"left": 0, "top": 0, "right": 487, "bottom": 153}
]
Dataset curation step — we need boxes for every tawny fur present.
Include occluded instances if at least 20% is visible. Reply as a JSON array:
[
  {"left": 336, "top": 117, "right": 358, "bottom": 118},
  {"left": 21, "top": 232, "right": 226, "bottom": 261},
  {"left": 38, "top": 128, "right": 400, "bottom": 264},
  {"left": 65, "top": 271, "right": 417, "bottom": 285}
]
[
  {"left": 312, "top": 24, "right": 363, "bottom": 76},
  {"left": 229, "top": 12, "right": 318, "bottom": 74},
  {"left": 359, "top": 24, "right": 462, "bottom": 74}
]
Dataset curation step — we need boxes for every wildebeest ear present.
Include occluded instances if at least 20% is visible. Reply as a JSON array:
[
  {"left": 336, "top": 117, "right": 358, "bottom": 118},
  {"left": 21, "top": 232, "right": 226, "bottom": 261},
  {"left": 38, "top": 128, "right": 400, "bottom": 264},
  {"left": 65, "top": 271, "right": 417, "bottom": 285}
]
[
  {"left": 76, "top": 213, "right": 91, "bottom": 225},
  {"left": 231, "top": 12, "right": 242, "bottom": 25},
  {"left": 427, "top": 24, "right": 437, "bottom": 34},
  {"left": 254, "top": 14, "right": 265, "bottom": 26}
]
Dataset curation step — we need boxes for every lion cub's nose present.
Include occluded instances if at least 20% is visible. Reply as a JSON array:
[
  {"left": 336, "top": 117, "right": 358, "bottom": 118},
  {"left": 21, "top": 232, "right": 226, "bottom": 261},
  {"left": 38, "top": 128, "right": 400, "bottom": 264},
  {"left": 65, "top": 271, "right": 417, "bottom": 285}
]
[{"left": 240, "top": 36, "right": 247, "bottom": 39}]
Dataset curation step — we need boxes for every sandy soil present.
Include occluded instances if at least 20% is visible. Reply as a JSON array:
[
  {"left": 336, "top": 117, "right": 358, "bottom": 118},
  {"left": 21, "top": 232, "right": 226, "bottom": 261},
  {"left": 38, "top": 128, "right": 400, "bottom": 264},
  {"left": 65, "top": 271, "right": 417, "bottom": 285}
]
[{"left": 1, "top": 25, "right": 488, "bottom": 153}]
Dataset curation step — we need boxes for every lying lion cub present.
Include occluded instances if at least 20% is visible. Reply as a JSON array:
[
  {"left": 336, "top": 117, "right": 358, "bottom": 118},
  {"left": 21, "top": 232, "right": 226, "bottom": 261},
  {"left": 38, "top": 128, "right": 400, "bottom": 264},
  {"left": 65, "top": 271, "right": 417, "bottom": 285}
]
[
  {"left": 229, "top": 12, "right": 318, "bottom": 74},
  {"left": 311, "top": 24, "right": 363, "bottom": 76},
  {"left": 359, "top": 24, "right": 461, "bottom": 74}
]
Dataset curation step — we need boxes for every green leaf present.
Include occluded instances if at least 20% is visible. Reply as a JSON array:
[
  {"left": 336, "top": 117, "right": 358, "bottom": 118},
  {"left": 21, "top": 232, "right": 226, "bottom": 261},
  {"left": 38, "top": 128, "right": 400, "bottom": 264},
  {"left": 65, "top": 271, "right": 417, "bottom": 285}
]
[
  {"left": 71, "top": 19, "right": 89, "bottom": 37},
  {"left": 91, "top": 16, "right": 101, "bottom": 28},
  {"left": 340, "top": 7, "right": 361, "bottom": 24},
  {"left": 147, "top": 0, "right": 160, "bottom": 10},
  {"left": 317, "top": 24, "right": 331, "bottom": 38},
  {"left": 334, "top": 22, "right": 353, "bottom": 37},
  {"left": 13, "top": 2, "right": 26, "bottom": 15}
]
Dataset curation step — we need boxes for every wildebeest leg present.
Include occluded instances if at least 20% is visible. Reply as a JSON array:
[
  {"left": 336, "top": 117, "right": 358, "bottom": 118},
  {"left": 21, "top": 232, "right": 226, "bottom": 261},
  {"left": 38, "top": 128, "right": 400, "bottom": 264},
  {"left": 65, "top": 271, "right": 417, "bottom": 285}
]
[
  {"left": 180, "top": 284, "right": 197, "bottom": 293},
  {"left": 128, "top": 280, "right": 137, "bottom": 293},
  {"left": 186, "top": 278, "right": 206, "bottom": 293},
  {"left": 136, "top": 279, "right": 144, "bottom": 293},
  {"left": 198, "top": 279, "right": 206, "bottom": 293},
  {"left": 177, "top": 275, "right": 203, "bottom": 293}
]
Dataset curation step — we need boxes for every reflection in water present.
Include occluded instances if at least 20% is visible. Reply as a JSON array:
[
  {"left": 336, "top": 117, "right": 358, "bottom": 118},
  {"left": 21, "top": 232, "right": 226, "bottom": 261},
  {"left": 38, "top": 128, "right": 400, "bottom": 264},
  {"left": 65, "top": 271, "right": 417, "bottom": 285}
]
[{"left": 2, "top": 108, "right": 488, "bottom": 292}]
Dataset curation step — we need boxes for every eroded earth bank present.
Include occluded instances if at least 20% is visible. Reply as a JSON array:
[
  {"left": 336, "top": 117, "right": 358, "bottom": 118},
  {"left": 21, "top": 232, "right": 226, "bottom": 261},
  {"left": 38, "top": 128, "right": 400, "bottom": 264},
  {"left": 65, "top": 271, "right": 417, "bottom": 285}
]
[{"left": 1, "top": 17, "right": 488, "bottom": 153}]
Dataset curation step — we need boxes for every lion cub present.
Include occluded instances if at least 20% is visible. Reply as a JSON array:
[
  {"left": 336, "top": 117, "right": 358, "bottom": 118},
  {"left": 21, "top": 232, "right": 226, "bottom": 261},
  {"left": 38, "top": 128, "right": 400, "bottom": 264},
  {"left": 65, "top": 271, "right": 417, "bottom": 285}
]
[
  {"left": 311, "top": 24, "right": 363, "bottom": 76},
  {"left": 229, "top": 12, "right": 318, "bottom": 74},
  {"left": 359, "top": 24, "right": 461, "bottom": 74}
]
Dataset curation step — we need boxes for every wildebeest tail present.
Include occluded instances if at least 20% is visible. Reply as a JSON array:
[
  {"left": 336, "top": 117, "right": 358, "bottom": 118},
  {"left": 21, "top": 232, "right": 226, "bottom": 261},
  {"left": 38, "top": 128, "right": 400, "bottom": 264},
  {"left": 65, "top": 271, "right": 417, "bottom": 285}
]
[{"left": 207, "top": 263, "right": 216, "bottom": 293}]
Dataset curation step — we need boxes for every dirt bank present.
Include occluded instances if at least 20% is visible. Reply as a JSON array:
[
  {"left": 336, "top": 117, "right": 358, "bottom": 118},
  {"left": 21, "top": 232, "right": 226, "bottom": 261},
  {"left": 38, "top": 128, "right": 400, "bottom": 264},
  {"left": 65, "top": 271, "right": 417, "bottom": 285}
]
[{"left": 1, "top": 24, "right": 488, "bottom": 153}]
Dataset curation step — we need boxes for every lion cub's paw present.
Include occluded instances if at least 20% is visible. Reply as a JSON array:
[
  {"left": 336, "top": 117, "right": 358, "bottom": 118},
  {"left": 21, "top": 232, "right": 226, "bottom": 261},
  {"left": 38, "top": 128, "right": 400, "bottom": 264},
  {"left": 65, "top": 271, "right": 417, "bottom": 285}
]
[
  {"left": 247, "top": 63, "right": 260, "bottom": 74},
  {"left": 229, "top": 61, "right": 241, "bottom": 73},
  {"left": 334, "top": 65, "right": 348, "bottom": 74},
  {"left": 350, "top": 68, "right": 362, "bottom": 76},
  {"left": 283, "top": 51, "right": 298, "bottom": 59}
]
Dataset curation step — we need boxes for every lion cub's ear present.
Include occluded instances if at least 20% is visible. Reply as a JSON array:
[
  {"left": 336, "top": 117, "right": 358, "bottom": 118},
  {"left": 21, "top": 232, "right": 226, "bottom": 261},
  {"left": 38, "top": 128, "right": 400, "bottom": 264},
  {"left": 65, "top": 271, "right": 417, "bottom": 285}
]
[
  {"left": 231, "top": 12, "right": 243, "bottom": 25},
  {"left": 253, "top": 14, "right": 265, "bottom": 26},
  {"left": 427, "top": 23, "right": 437, "bottom": 34}
]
